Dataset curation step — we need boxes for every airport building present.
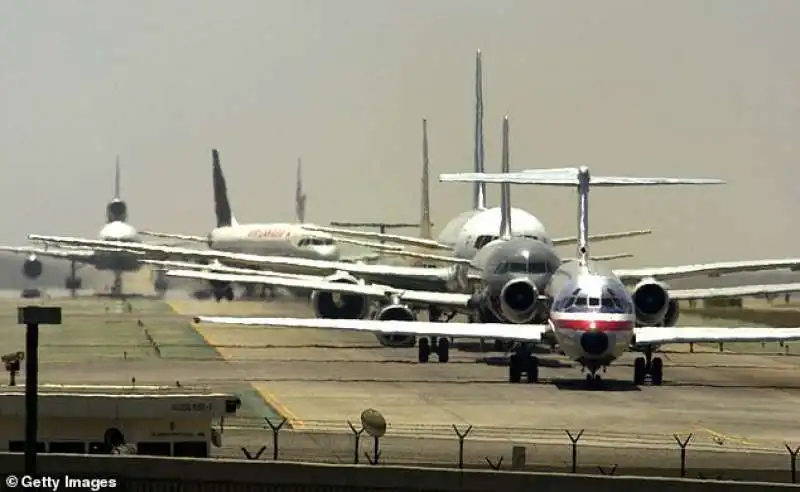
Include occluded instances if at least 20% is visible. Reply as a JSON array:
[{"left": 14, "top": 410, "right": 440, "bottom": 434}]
[{"left": 0, "top": 385, "right": 240, "bottom": 457}]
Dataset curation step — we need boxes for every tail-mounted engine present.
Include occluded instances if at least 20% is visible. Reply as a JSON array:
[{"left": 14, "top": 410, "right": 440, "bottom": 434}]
[
  {"left": 106, "top": 199, "right": 128, "bottom": 223},
  {"left": 311, "top": 271, "right": 370, "bottom": 320},
  {"left": 499, "top": 278, "right": 539, "bottom": 324},
  {"left": 22, "top": 254, "right": 43, "bottom": 279},
  {"left": 373, "top": 303, "right": 417, "bottom": 347},
  {"left": 632, "top": 278, "right": 671, "bottom": 326}
]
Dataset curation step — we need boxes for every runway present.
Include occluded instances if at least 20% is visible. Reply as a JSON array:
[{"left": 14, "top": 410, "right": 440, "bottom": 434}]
[{"left": 2, "top": 265, "right": 800, "bottom": 482}]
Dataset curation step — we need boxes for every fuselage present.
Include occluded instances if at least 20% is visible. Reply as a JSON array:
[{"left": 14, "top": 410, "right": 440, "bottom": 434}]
[
  {"left": 443, "top": 207, "right": 551, "bottom": 259},
  {"left": 93, "top": 221, "right": 142, "bottom": 272},
  {"left": 547, "top": 262, "right": 636, "bottom": 371},
  {"left": 209, "top": 223, "right": 340, "bottom": 260}
]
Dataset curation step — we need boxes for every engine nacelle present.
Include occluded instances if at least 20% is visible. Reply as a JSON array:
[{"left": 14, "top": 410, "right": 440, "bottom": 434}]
[
  {"left": 632, "top": 278, "right": 671, "bottom": 326},
  {"left": 22, "top": 255, "right": 43, "bottom": 279},
  {"left": 663, "top": 299, "right": 680, "bottom": 327},
  {"left": 106, "top": 199, "right": 128, "bottom": 223},
  {"left": 373, "top": 303, "right": 417, "bottom": 347},
  {"left": 499, "top": 278, "right": 539, "bottom": 324},
  {"left": 311, "top": 271, "right": 369, "bottom": 320}
]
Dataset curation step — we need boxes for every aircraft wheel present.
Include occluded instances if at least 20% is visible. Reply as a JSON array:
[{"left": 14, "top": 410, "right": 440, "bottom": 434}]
[
  {"left": 224, "top": 287, "right": 234, "bottom": 301},
  {"left": 437, "top": 337, "right": 450, "bottom": 363},
  {"left": 65, "top": 276, "right": 82, "bottom": 290},
  {"left": 508, "top": 354, "right": 522, "bottom": 383},
  {"left": 526, "top": 356, "right": 539, "bottom": 383},
  {"left": 633, "top": 357, "right": 646, "bottom": 385},
  {"left": 418, "top": 337, "right": 431, "bottom": 363},
  {"left": 651, "top": 357, "right": 664, "bottom": 386}
]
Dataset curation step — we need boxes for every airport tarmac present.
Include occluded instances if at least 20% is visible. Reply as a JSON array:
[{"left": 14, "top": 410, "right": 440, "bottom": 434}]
[{"left": 2, "top": 276, "right": 800, "bottom": 481}]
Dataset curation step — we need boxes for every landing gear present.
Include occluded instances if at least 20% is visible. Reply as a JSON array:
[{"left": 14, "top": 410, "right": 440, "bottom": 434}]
[
  {"left": 65, "top": 261, "right": 82, "bottom": 297},
  {"left": 153, "top": 272, "right": 169, "bottom": 297},
  {"left": 213, "top": 286, "right": 234, "bottom": 302},
  {"left": 417, "top": 337, "right": 450, "bottom": 363},
  {"left": 111, "top": 272, "right": 123, "bottom": 298},
  {"left": 508, "top": 344, "right": 539, "bottom": 383},
  {"left": 633, "top": 346, "right": 663, "bottom": 386}
]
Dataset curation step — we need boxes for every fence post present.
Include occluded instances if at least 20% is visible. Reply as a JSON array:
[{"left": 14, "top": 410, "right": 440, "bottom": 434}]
[
  {"left": 673, "top": 433, "right": 693, "bottom": 478},
  {"left": 264, "top": 417, "right": 288, "bottom": 460},
  {"left": 452, "top": 424, "right": 473, "bottom": 469},
  {"left": 565, "top": 429, "right": 584, "bottom": 473}
]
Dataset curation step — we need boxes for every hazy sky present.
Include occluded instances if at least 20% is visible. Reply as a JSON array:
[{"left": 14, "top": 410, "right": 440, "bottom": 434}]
[{"left": 1, "top": 0, "right": 798, "bottom": 267}]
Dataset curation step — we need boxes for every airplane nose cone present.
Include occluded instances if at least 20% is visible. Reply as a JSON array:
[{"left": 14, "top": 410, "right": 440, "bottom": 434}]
[{"left": 580, "top": 331, "right": 609, "bottom": 356}]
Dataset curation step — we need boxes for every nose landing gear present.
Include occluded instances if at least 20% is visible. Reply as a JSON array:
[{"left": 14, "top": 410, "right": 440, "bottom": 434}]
[
  {"left": 633, "top": 346, "right": 663, "bottom": 385},
  {"left": 509, "top": 343, "right": 539, "bottom": 383},
  {"left": 417, "top": 337, "right": 450, "bottom": 363}
]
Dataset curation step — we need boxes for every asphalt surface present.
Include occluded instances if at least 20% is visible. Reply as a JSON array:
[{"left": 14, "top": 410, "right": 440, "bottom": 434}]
[{"left": 2, "top": 259, "right": 800, "bottom": 482}]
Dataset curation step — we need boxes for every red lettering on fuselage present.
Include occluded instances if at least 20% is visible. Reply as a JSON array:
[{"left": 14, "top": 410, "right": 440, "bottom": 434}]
[{"left": 247, "top": 228, "right": 291, "bottom": 240}]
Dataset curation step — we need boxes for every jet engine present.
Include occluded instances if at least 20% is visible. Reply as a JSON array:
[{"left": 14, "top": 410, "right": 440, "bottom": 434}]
[
  {"left": 663, "top": 299, "right": 680, "bottom": 327},
  {"left": 632, "top": 278, "right": 671, "bottom": 326},
  {"left": 373, "top": 303, "right": 417, "bottom": 347},
  {"left": 311, "top": 271, "right": 370, "bottom": 320},
  {"left": 22, "top": 255, "right": 42, "bottom": 279},
  {"left": 106, "top": 199, "right": 128, "bottom": 223},
  {"left": 499, "top": 278, "right": 539, "bottom": 324}
]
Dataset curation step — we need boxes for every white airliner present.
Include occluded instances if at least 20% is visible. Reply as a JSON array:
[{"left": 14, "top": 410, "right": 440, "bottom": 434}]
[
  {"left": 188, "top": 164, "right": 800, "bottom": 387},
  {"left": 0, "top": 158, "right": 157, "bottom": 298},
  {"left": 138, "top": 149, "right": 393, "bottom": 300}
]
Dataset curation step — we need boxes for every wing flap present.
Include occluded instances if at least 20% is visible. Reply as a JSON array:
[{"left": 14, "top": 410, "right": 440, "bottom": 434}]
[
  {"left": 140, "top": 231, "right": 208, "bottom": 243},
  {"left": 552, "top": 230, "right": 652, "bottom": 246},
  {"left": 0, "top": 245, "right": 97, "bottom": 261},
  {"left": 635, "top": 326, "right": 800, "bottom": 345},
  {"left": 300, "top": 224, "right": 451, "bottom": 250},
  {"left": 193, "top": 316, "right": 546, "bottom": 341}
]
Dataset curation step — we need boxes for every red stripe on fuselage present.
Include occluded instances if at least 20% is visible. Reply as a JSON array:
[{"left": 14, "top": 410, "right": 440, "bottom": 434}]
[{"left": 555, "top": 319, "right": 633, "bottom": 332}]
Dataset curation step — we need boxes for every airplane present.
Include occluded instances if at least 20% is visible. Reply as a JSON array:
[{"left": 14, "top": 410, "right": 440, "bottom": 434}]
[
  {"left": 138, "top": 149, "right": 393, "bottom": 300},
  {"left": 0, "top": 157, "right": 162, "bottom": 298},
  {"left": 189, "top": 158, "right": 800, "bottom": 387},
  {"left": 162, "top": 116, "right": 640, "bottom": 353}
]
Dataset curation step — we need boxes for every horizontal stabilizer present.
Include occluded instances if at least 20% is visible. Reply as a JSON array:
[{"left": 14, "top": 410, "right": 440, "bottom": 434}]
[
  {"left": 552, "top": 229, "right": 652, "bottom": 246},
  {"left": 440, "top": 167, "right": 724, "bottom": 187}
]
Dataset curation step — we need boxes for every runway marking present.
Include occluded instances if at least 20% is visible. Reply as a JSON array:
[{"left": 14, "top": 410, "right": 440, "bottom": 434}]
[
  {"left": 696, "top": 426, "right": 754, "bottom": 446},
  {"left": 250, "top": 383, "right": 305, "bottom": 429},
  {"left": 166, "top": 299, "right": 302, "bottom": 428}
]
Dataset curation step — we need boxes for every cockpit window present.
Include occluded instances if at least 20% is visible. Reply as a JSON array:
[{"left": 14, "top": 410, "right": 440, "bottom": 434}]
[
  {"left": 474, "top": 235, "right": 498, "bottom": 249},
  {"left": 557, "top": 286, "right": 632, "bottom": 313},
  {"left": 300, "top": 238, "right": 334, "bottom": 247},
  {"left": 494, "top": 260, "right": 551, "bottom": 275},
  {"left": 589, "top": 297, "right": 600, "bottom": 307}
]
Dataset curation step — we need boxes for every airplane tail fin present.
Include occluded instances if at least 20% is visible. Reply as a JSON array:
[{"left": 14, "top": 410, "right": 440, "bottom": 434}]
[
  {"left": 498, "top": 116, "right": 511, "bottom": 240},
  {"left": 420, "top": 119, "right": 433, "bottom": 240},
  {"left": 473, "top": 49, "right": 487, "bottom": 211},
  {"left": 439, "top": 166, "right": 724, "bottom": 266},
  {"left": 296, "top": 158, "right": 307, "bottom": 223},
  {"left": 211, "top": 149, "right": 237, "bottom": 228},
  {"left": 114, "top": 155, "right": 121, "bottom": 200},
  {"left": 106, "top": 156, "right": 128, "bottom": 223}
]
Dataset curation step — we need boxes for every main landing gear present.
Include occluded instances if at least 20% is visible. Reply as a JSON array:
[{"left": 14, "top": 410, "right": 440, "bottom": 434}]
[
  {"left": 417, "top": 337, "right": 450, "bottom": 363},
  {"left": 633, "top": 346, "right": 663, "bottom": 386},
  {"left": 213, "top": 286, "right": 234, "bottom": 302},
  {"left": 509, "top": 343, "right": 539, "bottom": 383},
  {"left": 65, "top": 261, "right": 82, "bottom": 297}
]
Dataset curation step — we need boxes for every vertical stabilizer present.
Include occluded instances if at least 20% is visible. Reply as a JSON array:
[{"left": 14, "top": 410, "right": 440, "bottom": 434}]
[
  {"left": 473, "top": 49, "right": 487, "bottom": 211},
  {"left": 420, "top": 119, "right": 433, "bottom": 239},
  {"left": 498, "top": 116, "right": 512, "bottom": 240},
  {"left": 576, "top": 166, "right": 591, "bottom": 265},
  {"left": 296, "top": 158, "right": 307, "bottom": 223},
  {"left": 211, "top": 149, "right": 237, "bottom": 227},
  {"left": 114, "top": 155, "right": 121, "bottom": 200}
]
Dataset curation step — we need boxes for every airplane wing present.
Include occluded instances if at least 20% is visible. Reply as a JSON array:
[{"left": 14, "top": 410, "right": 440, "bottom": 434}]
[
  {"left": 140, "top": 231, "right": 208, "bottom": 243},
  {"left": 613, "top": 259, "right": 800, "bottom": 283},
  {"left": 192, "top": 316, "right": 548, "bottom": 342},
  {"left": 166, "top": 269, "right": 473, "bottom": 312},
  {"left": 0, "top": 245, "right": 113, "bottom": 262},
  {"left": 634, "top": 326, "right": 800, "bottom": 345},
  {"left": 300, "top": 224, "right": 452, "bottom": 251},
  {"left": 669, "top": 283, "right": 800, "bottom": 301}
]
